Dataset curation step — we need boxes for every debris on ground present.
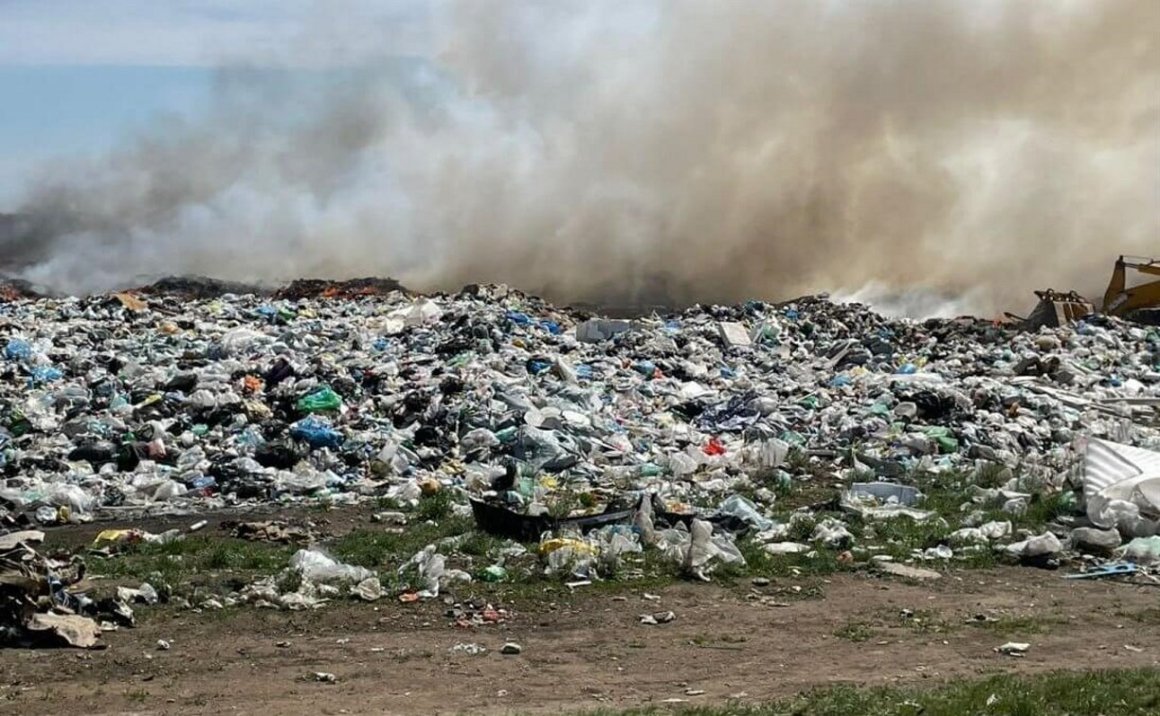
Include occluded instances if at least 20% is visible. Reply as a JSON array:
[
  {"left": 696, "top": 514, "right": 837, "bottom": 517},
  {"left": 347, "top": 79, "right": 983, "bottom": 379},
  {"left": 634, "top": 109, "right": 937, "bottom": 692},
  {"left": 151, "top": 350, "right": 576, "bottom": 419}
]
[
  {"left": 995, "top": 642, "right": 1031, "bottom": 657},
  {"left": 874, "top": 562, "right": 943, "bottom": 581},
  {"left": 221, "top": 520, "right": 314, "bottom": 544},
  {"left": 449, "top": 642, "right": 487, "bottom": 656},
  {"left": 0, "top": 529, "right": 128, "bottom": 649},
  {"left": 639, "top": 610, "right": 676, "bottom": 625}
]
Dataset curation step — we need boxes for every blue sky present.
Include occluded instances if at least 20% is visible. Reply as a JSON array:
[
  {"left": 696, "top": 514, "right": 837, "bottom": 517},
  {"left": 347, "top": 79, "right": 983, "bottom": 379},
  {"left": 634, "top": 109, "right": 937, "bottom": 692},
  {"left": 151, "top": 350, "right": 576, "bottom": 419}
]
[{"left": 0, "top": 0, "right": 432, "bottom": 208}]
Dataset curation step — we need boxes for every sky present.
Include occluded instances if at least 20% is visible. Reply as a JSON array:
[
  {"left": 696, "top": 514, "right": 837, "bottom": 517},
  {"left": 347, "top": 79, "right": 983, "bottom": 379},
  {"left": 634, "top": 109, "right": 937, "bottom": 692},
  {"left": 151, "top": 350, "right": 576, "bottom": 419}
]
[{"left": 0, "top": 0, "right": 432, "bottom": 207}]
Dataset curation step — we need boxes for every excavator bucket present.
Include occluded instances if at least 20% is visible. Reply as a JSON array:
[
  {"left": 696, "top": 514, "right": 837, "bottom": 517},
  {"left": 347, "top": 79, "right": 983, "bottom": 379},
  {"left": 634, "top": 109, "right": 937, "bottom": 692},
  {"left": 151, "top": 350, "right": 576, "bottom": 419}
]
[{"left": 1022, "top": 289, "right": 1094, "bottom": 330}]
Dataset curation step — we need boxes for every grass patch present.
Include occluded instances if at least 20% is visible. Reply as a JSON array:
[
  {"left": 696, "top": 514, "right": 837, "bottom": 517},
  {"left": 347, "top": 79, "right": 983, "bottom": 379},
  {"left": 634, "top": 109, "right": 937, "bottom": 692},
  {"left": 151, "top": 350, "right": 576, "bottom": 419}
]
[
  {"left": 374, "top": 495, "right": 402, "bottom": 510},
  {"left": 833, "top": 621, "right": 874, "bottom": 642},
  {"left": 785, "top": 515, "right": 818, "bottom": 542},
  {"left": 969, "top": 613, "right": 1067, "bottom": 636},
  {"left": 575, "top": 668, "right": 1160, "bottom": 715},
  {"left": 329, "top": 516, "right": 473, "bottom": 569},
  {"left": 893, "top": 608, "right": 956, "bottom": 635},
  {"left": 1127, "top": 608, "right": 1160, "bottom": 626},
  {"left": 414, "top": 490, "right": 454, "bottom": 522},
  {"left": 974, "top": 462, "right": 1014, "bottom": 489},
  {"left": 721, "top": 537, "right": 849, "bottom": 582},
  {"left": 1021, "top": 491, "right": 1073, "bottom": 528},
  {"left": 89, "top": 536, "right": 294, "bottom": 588},
  {"left": 868, "top": 515, "right": 949, "bottom": 557},
  {"left": 123, "top": 689, "right": 150, "bottom": 703},
  {"left": 689, "top": 633, "right": 748, "bottom": 648},
  {"left": 458, "top": 529, "right": 506, "bottom": 558}
]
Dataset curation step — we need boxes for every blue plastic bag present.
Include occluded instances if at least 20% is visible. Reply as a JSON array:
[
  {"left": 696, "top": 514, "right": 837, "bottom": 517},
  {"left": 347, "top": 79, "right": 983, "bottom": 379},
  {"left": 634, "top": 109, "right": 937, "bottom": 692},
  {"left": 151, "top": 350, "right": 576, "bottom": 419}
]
[
  {"left": 506, "top": 311, "right": 532, "bottom": 326},
  {"left": 290, "top": 416, "right": 344, "bottom": 449},
  {"left": 27, "top": 365, "right": 63, "bottom": 386},
  {"left": 5, "top": 339, "right": 31, "bottom": 361}
]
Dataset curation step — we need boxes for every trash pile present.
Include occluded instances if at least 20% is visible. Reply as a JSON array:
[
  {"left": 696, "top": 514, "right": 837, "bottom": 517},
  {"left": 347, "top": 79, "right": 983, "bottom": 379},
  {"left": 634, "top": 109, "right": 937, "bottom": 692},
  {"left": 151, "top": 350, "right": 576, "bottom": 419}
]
[
  {"left": 1, "top": 529, "right": 140, "bottom": 649},
  {"left": 3, "top": 280, "right": 1160, "bottom": 586}
]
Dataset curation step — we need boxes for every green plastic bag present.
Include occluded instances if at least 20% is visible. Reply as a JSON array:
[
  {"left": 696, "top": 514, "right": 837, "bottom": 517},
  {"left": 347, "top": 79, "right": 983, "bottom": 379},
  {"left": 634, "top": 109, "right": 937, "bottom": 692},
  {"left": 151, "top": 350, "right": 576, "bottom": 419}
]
[
  {"left": 924, "top": 426, "right": 960, "bottom": 454},
  {"left": 297, "top": 386, "right": 342, "bottom": 414},
  {"left": 481, "top": 565, "right": 508, "bottom": 582}
]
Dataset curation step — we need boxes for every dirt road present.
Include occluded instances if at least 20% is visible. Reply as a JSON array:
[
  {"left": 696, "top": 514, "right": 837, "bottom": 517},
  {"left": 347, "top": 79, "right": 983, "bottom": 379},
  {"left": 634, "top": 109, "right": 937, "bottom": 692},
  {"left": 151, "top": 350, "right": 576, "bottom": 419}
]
[{"left": 4, "top": 566, "right": 1158, "bottom": 715}]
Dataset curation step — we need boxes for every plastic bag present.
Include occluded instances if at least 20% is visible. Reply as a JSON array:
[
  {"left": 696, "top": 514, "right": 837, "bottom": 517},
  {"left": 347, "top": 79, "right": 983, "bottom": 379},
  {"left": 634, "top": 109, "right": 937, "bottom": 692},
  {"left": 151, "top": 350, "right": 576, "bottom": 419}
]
[
  {"left": 1118, "top": 536, "right": 1160, "bottom": 564},
  {"left": 682, "top": 519, "right": 745, "bottom": 580},
  {"left": 220, "top": 329, "right": 266, "bottom": 357},
  {"left": 715, "top": 494, "right": 775, "bottom": 531},
  {"left": 398, "top": 545, "right": 447, "bottom": 598},
  {"left": 47, "top": 484, "right": 95, "bottom": 514},
  {"left": 4, "top": 338, "right": 32, "bottom": 361},
  {"left": 290, "top": 416, "right": 343, "bottom": 449},
  {"left": 633, "top": 493, "right": 657, "bottom": 546},
  {"left": 296, "top": 386, "right": 343, "bottom": 414},
  {"left": 290, "top": 549, "right": 374, "bottom": 583}
]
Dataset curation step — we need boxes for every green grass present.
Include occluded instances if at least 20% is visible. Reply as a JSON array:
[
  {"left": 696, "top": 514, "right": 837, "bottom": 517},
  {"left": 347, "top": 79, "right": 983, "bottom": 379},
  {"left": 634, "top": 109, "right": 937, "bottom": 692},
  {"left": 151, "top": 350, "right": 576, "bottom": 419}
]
[
  {"left": 329, "top": 516, "right": 474, "bottom": 569},
  {"left": 833, "top": 621, "right": 874, "bottom": 642},
  {"left": 78, "top": 459, "right": 1081, "bottom": 623},
  {"left": 414, "top": 490, "right": 454, "bottom": 522},
  {"left": 571, "top": 668, "right": 1160, "bottom": 715},
  {"left": 828, "top": 609, "right": 957, "bottom": 642},
  {"left": 89, "top": 536, "right": 294, "bottom": 587},
  {"left": 458, "top": 529, "right": 506, "bottom": 558},
  {"left": 728, "top": 537, "right": 849, "bottom": 580},
  {"left": 974, "top": 462, "right": 1014, "bottom": 489},
  {"left": 895, "top": 609, "right": 954, "bottom": 635},
  {"left": 785, "top": 447, "right": 811, "bottom": 474},
  {"left": 374, "top": 495, "right": 402, "bottom": 510},
  {"left": 1021, "top": 491, "right": 1073, "bottom": 527}
]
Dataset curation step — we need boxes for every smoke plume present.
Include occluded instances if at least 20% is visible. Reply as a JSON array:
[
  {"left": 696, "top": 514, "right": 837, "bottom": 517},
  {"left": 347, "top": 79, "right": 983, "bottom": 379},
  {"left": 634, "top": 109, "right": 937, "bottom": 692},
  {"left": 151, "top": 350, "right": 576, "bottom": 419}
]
[{"left": 3, "top": 0, "right": 1158, "bottom": 315}]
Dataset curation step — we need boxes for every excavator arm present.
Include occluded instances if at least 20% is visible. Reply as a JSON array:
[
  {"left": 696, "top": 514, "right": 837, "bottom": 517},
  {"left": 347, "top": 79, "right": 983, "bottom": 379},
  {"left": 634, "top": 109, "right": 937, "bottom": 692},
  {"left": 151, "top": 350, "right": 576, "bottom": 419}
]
[{"left": 1102, "top": 255, "right": 1160, "bottom": 316}]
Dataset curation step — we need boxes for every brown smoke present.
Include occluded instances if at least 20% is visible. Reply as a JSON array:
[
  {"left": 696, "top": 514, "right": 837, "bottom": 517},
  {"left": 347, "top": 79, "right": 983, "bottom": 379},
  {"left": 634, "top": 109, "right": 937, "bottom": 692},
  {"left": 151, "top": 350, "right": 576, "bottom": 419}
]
[{"left": 4, "top": 0, "right": 1158, "bottom": 315}]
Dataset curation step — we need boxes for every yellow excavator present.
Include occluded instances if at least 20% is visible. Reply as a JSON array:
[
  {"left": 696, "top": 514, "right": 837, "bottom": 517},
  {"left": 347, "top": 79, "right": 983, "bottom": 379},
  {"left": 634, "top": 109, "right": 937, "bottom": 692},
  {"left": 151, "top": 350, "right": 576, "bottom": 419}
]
[
  {"left": 1102, "top": 255, "right": 1160, "bottom": 317},
  {"left": 1023, "top": 255, "right": 1160, "bottom": 328}
]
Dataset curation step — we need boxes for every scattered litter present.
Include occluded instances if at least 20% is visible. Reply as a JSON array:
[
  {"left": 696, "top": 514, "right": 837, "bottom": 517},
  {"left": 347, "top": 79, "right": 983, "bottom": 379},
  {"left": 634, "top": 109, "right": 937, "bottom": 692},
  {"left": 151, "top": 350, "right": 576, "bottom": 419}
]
[
  {"left": 24, "top": 613, "right": 103, "bottom": 649},
  {"left": 842, "top": 482, "right": 933, "bottom": 521},
  {"left": 994, "top": 642, "right": 1030, "bottom": 657},
  {"left": 875, "top": 562, "right": 942, "bottom": 581},
  {"left": 1118, "top": 537, "right": 1160, "bottom": 565},
  {"left": 450, "top": 642, "right": 487, "bottom": 656},
  {"left": 223, "top": 521, "right": 314, "bottom": 544},
  {"left": 1005, "top": 533, "right": 1063, "bottom": 564},
  {"left": 290, "top": 549, "right": 374, "bottom": 584},
  {"left": 1064, "top": 562, "right": 1138, "bottom": 580}
]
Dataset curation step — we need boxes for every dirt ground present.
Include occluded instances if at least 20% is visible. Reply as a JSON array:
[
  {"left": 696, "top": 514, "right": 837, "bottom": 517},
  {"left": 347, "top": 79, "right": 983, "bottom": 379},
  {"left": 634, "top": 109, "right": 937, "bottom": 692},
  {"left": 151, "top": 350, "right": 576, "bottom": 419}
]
[{"left": 4, "top": 561, "right": 1160, "bottom": 715}]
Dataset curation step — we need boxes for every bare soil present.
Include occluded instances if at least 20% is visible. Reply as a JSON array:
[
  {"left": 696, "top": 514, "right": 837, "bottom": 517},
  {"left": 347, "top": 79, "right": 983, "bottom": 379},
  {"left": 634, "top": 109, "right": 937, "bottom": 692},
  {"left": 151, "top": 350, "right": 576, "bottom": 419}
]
[{"left": 4, "top": 563, "right": 1159, "bottom": 715}]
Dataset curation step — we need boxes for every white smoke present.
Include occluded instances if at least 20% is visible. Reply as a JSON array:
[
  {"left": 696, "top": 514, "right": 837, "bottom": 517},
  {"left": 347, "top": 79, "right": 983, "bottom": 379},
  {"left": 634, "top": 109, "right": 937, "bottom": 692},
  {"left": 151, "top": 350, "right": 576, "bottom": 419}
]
[{"left": 6, "top": 0, "right": 1159, "bottom": 314}]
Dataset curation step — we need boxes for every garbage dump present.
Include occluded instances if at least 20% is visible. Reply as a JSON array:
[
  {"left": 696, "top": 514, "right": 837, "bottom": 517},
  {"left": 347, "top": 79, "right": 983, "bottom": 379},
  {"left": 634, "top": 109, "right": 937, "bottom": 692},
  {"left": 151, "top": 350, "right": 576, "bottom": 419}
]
[{"left": 3, "top": 277, "right": 1160, "bottom": 629}]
